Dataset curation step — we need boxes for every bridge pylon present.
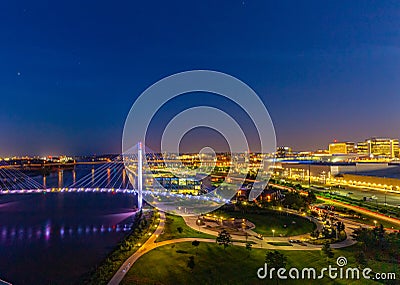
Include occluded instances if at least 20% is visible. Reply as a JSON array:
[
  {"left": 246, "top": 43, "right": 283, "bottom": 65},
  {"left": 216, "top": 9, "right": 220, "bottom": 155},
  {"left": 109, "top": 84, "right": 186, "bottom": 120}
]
[{"left": 137, "top": 142, "right": 143, "bottom": 210}]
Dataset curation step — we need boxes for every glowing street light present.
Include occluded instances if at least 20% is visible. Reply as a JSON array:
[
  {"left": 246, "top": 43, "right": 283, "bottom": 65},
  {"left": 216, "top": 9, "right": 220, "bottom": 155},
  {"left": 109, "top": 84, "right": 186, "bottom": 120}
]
[
  {"left": 272, "top": 229, "right": 275, "bottom": 237},
  {"left": 373, "top": 220, "right": 377, "bottom": 227}
]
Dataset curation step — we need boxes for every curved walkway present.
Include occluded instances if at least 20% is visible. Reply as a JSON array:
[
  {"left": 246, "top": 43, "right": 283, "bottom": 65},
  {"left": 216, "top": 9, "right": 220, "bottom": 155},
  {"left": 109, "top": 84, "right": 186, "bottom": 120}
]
[
  {"left": 183, "top": 213, "right": 357, "bottom": 250},
  {"left": 109, "top": 209, "right": 359, "bottom": 284},
  {"left": 108, "top": 211, "right": 166, "bottom": 285}
]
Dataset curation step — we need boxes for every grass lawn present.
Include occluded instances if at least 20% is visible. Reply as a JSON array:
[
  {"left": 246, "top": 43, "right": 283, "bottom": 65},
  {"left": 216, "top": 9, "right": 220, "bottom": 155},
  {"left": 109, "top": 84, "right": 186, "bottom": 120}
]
[
  {"left": 215, "top": 210, "right": 316, "bottom": 237},
  {"left": 156, "top": 214, "right": 214, "bottom": 242},
  {"left": 122, "top": 242, "right": 398, "bottom": 285}
]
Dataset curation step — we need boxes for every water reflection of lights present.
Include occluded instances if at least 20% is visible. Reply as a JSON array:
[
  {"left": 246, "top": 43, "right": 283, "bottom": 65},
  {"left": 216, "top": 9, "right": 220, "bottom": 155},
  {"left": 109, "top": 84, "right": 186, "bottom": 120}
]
[
  {"left": 45, "top": 221, "right": 51, "bottom": 241},
  {"left": 0, "top": 223, "right": 132, "bottom": 242}
]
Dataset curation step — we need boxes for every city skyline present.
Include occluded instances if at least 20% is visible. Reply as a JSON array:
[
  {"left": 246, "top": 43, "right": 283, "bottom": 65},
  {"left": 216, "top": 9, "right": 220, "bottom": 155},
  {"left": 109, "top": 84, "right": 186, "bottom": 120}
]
[
  {"left": 1, "top": 135, "right": 400, "bottom": 158},
  {"left": 1, "top": 1, "right": 400, "bottom": 156}
]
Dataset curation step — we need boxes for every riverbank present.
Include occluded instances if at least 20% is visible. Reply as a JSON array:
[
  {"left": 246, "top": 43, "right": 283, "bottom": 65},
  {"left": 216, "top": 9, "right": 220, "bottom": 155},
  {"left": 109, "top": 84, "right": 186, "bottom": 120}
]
[{"left": 83, "top": 209, "right": 158, "bottom": 285}]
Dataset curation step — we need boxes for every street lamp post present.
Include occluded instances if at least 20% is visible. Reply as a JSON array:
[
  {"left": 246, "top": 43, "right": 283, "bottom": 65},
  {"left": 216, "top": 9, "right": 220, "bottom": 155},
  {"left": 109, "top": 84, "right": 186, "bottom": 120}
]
[
  {"left": 197, "top": 218, "right": 202, "bottom": 231},
  {"left": 272, "top": 229, "right": 275, "bottom": 238},
  {"left": 384, "top": 190, "right": 387, "bottom": 208}
]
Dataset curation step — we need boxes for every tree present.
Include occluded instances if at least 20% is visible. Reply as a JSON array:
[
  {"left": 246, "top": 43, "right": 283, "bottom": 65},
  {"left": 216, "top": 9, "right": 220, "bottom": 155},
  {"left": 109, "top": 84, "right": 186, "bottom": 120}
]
[
  {"left": 265, "top": 250, "right": 287, "bottom": 283},
  {"left": 373, "top": 224, "right": 387, "bottom": 250},
  {"left": 322, "top": 227, "right": 333, "bottom": 238},
  {"left": 322, "top": 243, "right": 334, "bottom": 262},
  {"left": 374, "top": 224, "right": 385, "bottom": 238},
  {"left": 141, "top": 217, "right": 148, "bottom": 228},
  {"left": 336, "top": 221, "right": 345, "bottom": 232},
  {"left": 310, "top": 230, "right": 320, "bottom": 239},
  {"left": 352, "top": 228, "right": 371, "bottom": 251},
  {"left": 216, "top": 230, "right": 232, "bottom": 250},
  {"left": 352, "top": 227, "right": 397, "bottom": 263},
  {"left": 192, "top": 240, "right": 200, "bottom": 255},
  {"left": 282, "top": 192, "right": 306, "bottom": 210},
  {"left": 265, "top": 250, "right": 287, "bottom": 268},
  {"left": 245, "top": 242, "right": 252, "bottom": 257},
  {"left": 306, "top": 190, "right": 317, "bottom": 204},
  {"left": 187, "top": 256, "right": 195, "bottom": 271},
  {"left": 177, "top": 226, "right": 183, "bottom": 234},
  {"left": 355, "top": 251, "right": 367, "bottom": 266},
  {"left": 335, "top": 221, "right": 345, "bottom": 240}
]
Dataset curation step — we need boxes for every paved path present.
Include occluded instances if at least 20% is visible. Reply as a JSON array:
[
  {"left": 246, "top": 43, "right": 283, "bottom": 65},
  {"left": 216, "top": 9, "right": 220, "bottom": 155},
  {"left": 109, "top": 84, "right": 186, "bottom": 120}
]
[
  {"left": 183, "top": 213, "right": 357, "bottom": 250},
  {"left": 111, "top": 219, "right": 357, "bottom": 284},
  {"left": 110, "top": 237, "right": 323, "bottom": 284},
  {"left": 109, "top": 207, "right": 360, "bottom": 284},
  {"left": 108, "top": 211, "right": 166, "bottom": 285}
]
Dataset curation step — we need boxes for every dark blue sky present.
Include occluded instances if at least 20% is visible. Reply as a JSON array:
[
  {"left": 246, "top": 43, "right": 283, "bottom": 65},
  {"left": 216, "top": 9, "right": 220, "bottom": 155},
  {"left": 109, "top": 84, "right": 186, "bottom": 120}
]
[{"left": 1, "top": 1, "right": 400, "bottom": 156}]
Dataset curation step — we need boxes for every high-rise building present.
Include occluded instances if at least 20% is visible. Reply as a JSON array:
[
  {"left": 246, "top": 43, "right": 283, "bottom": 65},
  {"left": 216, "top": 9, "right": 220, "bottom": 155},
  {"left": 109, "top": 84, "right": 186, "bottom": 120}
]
[
  {"left": 356, "top": 141, "right": 369, "bottom": 155},
  {"left": 329, "top": 142, "right": 355, "bottom": 154},
  {"left": 276, "top": 146, "right": 293, "bottom": 158},
  {"left": 357, "top": 138, "right": 399, "bottom": 158},
  {"left": 393, "top": 140, "right": 400, "bottom": 158}
]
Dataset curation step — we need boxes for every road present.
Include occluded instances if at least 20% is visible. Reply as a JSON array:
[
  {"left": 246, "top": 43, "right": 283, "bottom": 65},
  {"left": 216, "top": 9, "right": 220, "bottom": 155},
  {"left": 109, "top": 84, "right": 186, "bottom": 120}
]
[
  {"left": 317, "top": 196, "right": 400, "bottom": 227},
  {"left": 315, "top": 185, "right": 400, "bottom": 208}
]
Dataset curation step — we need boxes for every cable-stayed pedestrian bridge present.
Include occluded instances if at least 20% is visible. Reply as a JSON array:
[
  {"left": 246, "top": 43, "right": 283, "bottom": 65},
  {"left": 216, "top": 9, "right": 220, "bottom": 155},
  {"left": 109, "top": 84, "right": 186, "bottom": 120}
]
[
  {"left": 0, "top": 143, "right": 233, "bottom": 215},
  {"left": 0, "top": 143, "right": 272, "bottom": 215}
]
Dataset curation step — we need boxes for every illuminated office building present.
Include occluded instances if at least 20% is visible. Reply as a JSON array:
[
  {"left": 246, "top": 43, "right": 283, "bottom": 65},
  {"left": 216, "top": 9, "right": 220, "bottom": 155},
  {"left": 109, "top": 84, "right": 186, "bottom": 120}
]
[
  {"left": 356, "top": 141, "right": 369, "bottom": 155},
  {"left": 276, "top": 146, "right": 293, "bottom": 158},
  {"left": 357, "top": 138, "right": 399, "bottom": 158},
  {"left": 329, "top": 142, "right": 355, "bottom": 154}
]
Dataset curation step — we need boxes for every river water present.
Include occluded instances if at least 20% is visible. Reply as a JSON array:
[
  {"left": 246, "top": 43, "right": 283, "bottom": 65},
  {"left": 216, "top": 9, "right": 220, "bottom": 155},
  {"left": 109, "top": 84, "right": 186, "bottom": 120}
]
[{"left": 0, "top": 165, "right": 138, "bottom": 285}]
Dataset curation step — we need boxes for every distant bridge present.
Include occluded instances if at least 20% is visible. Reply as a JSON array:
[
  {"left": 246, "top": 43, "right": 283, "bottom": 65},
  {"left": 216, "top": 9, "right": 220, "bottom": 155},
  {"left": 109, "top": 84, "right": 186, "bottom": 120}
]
[
  {"left": 0, "top": 142, "right": 234, "bottom": 213},
  {"left": 0, "top": 187, "right": 228, "bottom": 205}
]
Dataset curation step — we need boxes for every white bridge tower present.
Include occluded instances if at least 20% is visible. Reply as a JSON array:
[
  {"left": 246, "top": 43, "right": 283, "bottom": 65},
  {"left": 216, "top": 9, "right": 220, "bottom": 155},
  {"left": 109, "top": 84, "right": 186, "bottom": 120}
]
[{"left": 137, "top": 142, "right": 143, "bottom": 210}]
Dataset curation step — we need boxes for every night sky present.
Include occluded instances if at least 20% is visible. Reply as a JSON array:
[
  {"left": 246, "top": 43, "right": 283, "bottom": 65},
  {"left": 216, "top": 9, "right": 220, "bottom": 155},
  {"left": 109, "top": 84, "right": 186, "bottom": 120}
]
[{"left": 1, "top": 1, "right": 400, "bottom": 156}]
